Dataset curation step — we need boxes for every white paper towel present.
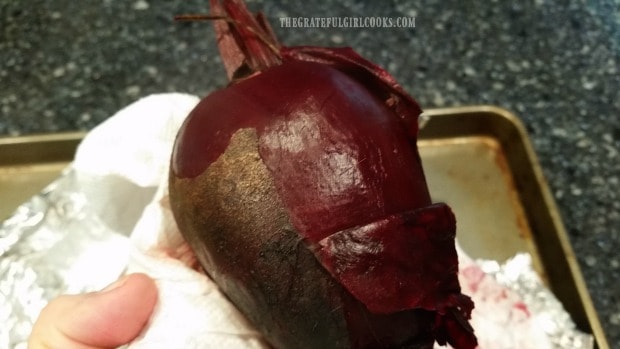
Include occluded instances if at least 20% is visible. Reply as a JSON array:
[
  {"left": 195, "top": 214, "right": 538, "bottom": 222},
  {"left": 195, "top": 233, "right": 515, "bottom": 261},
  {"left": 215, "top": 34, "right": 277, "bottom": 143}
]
[
  {"left": 71, "top": 93, "right": 270, "bottom": 349},
  {"left": 66, "top": 93, "right": 590, "bottom": 349}
]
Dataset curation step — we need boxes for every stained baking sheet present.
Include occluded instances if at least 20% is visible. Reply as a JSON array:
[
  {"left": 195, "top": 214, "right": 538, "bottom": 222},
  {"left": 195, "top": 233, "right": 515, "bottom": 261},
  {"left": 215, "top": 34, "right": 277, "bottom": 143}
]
[{"left": 0, "top": 106, "right": 609, "bottom": 348}]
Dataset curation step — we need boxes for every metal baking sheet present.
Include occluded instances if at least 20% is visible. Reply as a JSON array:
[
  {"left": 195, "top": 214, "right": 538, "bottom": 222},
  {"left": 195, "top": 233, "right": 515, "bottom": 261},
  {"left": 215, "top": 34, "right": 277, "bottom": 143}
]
[
  {"left": 0, "top": 106, "right": 609, "bottom": 348},
  {"left": 0, "top": 132, "right": 84, "bottom": 221}
]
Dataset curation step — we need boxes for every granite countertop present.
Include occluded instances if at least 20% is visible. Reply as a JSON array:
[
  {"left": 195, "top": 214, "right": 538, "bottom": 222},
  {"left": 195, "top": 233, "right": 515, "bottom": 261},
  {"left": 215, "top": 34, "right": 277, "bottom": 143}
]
[{"left": 1, "top": 0, "right": 618, "bottom": 346}]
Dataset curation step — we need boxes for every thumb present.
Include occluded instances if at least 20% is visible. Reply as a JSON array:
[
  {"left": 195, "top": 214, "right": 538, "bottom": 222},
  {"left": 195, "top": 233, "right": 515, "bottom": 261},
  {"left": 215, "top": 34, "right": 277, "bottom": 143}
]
[{"left": 29, "top": 273, "right": 158, "bottom": 349}]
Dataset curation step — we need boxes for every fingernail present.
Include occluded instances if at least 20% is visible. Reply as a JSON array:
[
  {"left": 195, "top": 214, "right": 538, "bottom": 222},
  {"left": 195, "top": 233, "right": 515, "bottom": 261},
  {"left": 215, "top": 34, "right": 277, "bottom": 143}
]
[{"left": 101, "top": 275, "right": 130, "bottom": 292}]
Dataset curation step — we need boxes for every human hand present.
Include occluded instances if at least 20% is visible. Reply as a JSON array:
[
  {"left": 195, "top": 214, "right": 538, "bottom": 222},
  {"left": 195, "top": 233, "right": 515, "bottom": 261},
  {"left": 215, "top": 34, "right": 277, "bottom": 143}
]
[{"left": 28, "top": 273, "right": 158, "bottom": 349}]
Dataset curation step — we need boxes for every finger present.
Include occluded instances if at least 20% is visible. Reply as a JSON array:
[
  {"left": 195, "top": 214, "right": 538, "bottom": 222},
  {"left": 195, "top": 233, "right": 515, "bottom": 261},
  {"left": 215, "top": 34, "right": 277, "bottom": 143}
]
[{"left": 29, "top": 273, "right": 158, "bottom": 349}]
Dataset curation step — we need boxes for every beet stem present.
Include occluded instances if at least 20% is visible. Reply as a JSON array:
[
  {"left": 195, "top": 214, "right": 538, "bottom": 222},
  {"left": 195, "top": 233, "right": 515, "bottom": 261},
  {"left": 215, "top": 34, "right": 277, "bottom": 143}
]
[{"left": 174, "top": 12, "right": 281, "bottom": 73}]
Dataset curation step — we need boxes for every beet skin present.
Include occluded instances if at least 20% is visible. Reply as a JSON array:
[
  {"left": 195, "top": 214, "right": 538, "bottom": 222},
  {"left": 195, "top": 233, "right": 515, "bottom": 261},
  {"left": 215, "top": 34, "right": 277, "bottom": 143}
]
[{"left": 169, "top": 1, "right": 476, "bottom": 348}]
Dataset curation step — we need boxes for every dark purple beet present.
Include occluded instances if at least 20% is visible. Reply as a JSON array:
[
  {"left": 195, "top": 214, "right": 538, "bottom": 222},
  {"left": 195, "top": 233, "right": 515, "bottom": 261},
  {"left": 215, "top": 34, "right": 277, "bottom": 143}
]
[{"left": 169, "top": 1, "right": 476, "bottom": 348}]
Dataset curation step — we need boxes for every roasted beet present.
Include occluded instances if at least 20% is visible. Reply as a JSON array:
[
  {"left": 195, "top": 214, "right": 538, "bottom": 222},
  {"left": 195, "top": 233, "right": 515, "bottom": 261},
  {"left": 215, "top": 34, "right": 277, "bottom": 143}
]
[{"left": 169, "top": 1, "right": 476, "bottom": 348}]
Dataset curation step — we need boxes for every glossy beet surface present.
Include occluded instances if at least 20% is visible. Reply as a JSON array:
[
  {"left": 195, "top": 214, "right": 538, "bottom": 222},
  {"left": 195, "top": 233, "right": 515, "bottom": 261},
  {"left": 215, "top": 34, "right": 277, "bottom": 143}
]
[
  {"left": 169, "top": 1, "right": 476, "bottom": 348},
  {"left": 173, "top": 60, "right": 432, "bottom": 241}
]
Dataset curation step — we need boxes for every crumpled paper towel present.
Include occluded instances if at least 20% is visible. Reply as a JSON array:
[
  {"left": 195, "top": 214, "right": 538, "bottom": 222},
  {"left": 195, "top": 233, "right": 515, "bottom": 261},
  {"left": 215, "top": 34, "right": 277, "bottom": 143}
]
[
  {"left": 74, "top": 93, "right": 592, "bottom": 349},
  {"left": 1, "top": 93, "right": 592, "bottom": 349},
  {"left": 71, "top": 93, "right": 270, "bottom": 348},
  {"left": 453, "top": 247, "right": 593, "bottom": 349}
]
